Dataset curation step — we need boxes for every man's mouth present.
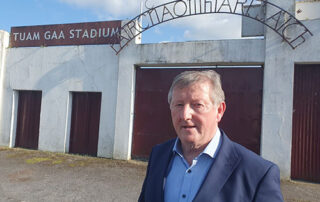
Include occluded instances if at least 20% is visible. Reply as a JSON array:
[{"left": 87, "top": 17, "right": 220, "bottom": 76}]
[{"left": 182, "top": 126, "right": 196, "bottom": 129}]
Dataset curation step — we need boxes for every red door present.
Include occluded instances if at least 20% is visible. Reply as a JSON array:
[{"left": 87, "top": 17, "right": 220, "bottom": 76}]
[
  {"left": 132, "top": 67, "right": 263, "bottom": 158},
  {"left": 69, "top": 92, "right": 102, "bottom": 156},
  {"left": 15, "top": 91, "right": 42, "bottom": 150},
  {"left": 291, "top": 64, "right": 320, "bottom": 183}
]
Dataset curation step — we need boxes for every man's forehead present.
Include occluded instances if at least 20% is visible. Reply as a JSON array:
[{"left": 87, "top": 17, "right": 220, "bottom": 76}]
[
  {"left": 173, "top": 80, "right": 212, "bottom": 91},
  {"left": 172, "top": 82, "right": 212, "bottom": 97},
  {"left": 170, "top": 80, "right": 216, "bottom": 105}
]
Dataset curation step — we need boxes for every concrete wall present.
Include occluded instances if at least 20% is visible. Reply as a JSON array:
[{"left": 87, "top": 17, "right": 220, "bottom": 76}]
[
  {"left": 296, "top": 0, "right": 320, "bottom": 20},
  {"left": 261, "top": 0, "right": 295, "bottom": 177},
  {"left": 2, "top": 45, "right": 119, "bottom": 157},
  {"left": 0, "top": 30, "right": 10, "bottom": 146},
  {"left": 113, "top": 0, "right": 320, "bottom": 179},
  {"left": 261, "top": 0, "right": 320, "bottom": 178},
  {"left": 1, "top": 0, "right": 319, "bottom": 179},
  {"left": 113, "top": 39, "right": 265, "bottom": 159}
]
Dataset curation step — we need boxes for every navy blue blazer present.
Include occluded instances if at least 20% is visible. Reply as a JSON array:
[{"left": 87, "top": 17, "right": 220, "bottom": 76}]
[{"left": 138, "top": 130, "right": 283, "bottom": 202}]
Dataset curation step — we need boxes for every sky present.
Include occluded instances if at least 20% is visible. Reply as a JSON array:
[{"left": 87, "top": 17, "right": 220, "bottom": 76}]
[{"left": 0, "top": 0, "right": 245, "bottom": 44}]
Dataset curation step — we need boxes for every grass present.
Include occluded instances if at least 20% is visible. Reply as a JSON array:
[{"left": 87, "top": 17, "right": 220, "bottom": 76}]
[
  {"left": 0, "top": 146, "right": 147, "bottom": 169},
  {"left": 25, "top": 157, "right": 51, "bottom": 164}
]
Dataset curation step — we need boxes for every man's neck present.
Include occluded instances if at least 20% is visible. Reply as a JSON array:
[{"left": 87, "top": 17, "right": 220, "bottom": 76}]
[
  {"left": 180, "top": 129, "right": 220, "bottom": 166},
  {"left": 181, "top": 141, "right": 210, "bottom": 166}
]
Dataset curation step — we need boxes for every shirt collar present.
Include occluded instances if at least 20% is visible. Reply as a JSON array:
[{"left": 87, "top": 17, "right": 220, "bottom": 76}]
[{"left": 172, "top": 128, "right": 221, "bottom": 159}]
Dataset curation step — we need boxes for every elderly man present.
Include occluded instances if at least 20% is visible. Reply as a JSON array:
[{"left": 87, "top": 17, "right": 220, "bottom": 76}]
[{"left": 138, "top": 70, "right": 283, "bottom": 202}]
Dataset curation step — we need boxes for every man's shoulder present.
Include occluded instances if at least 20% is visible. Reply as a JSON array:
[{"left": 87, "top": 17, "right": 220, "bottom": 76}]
[
  {"left": 234, "top": 141, "right": 273, "bottom": 167},
  {"left": 211, "top": 132, "right": 283, "bottom": 201},
  {"left": 145, "top": 138, "right": 176, "bottom": 173},
  {"left": 228, "top": 140, "right": 278, "bottom": 182},
  {"left": 221, "top": 132, "right": 275, "bottom": 173},
  {"left": 152, "top": 138, "right": 176, "bottom": 153}
]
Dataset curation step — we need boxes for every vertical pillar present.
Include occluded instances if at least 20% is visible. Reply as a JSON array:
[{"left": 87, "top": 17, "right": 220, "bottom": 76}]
[
  {"left": 113, "top": 21, "right": 140, "bottom": 160},
  {"left": 0, "top": 30, "right": 10, "bottom": 146},
  {"left": 261, "top": 0, "right": 296, "bottom": 178}
]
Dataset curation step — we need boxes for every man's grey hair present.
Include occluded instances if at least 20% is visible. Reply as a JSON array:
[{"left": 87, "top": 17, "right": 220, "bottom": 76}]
[{"left": 168, "top": 70, "right": 225, "bottom": 105}]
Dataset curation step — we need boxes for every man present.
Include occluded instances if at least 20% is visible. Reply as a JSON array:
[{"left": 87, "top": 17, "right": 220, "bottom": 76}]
[{"left": 139, "top": 70, "right": 283, "bottom": 202}]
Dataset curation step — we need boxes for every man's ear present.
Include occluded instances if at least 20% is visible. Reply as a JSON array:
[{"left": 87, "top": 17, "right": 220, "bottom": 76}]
[{"left": 217, "top": 102, "right": 226, "bottom": 122}]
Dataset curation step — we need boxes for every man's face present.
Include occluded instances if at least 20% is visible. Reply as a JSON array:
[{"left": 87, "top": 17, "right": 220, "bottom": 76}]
[{"left": 170, "top": 81, "right": 225, "bottom": 149}]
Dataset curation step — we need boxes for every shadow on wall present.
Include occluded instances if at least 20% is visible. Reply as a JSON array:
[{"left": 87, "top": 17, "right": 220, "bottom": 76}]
[{"left": 34, "top": 46, "right": 115, "bottom": 96}]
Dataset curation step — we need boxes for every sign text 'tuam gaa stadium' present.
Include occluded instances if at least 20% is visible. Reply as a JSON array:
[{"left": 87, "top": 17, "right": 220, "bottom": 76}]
[{"left": 10, "top": 21, "right": 121, "bottom": 47}]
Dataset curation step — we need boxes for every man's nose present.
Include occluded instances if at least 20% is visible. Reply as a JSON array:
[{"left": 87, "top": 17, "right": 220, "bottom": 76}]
[{"left": 180, "top": 105, "right": 193, "bottom": 120}]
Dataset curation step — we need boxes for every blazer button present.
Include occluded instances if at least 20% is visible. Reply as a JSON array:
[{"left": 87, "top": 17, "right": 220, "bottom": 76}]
[
  {"left": 182, "top": 194, "right": 186, "bottom": 198},
  {"left": 187, "top": 169, "right": 192, "bottom": 173}
]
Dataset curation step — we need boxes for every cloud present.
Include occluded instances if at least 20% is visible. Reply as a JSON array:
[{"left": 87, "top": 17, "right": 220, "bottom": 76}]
[
  {"left": 58, "top": 0, "right": 142, "bottom": 19},
  {"left": 167, "top": 0, "right": 242, "bottom": 40},
  {"left": 58, "top": 0, "right": 243, "bottom": 41},
  {"left": 179, "top": 14, "right": 241, "bottom": 40}
]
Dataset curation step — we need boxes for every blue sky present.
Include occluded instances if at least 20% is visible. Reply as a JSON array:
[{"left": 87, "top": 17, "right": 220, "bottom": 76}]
[
  {"left": 0, "top": 1, "right": 103, "bottom": 32},
  {"left": 0, "top": 0, "right": 243, "bottom": 44}
]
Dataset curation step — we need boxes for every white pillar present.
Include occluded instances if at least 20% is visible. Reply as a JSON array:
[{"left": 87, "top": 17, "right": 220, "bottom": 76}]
[
  {"left": 0, "top": 30, "right": 10, "bottom": 146},
  {"left": 261, "top": 0, "right": 296, "bottom": 178}
]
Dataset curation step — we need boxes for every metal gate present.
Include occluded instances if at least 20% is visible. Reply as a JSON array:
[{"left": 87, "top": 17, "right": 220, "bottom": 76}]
[
  {"left": 291, "top": 64, "right": 320, "bottom": 183},
  {"left": 132, "top": 67, "right": 263, "bottom": 159},
  {"left": 69, "top": 92, "right": 102, "bottom": 156},
  {"left": 15, "top": 90, "right": 42, "bottom": 150}
]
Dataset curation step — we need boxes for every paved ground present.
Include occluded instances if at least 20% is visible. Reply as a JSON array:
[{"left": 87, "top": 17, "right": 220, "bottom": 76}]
[{"left": 0, "top": 147, "right": 319, "bottom": 202}]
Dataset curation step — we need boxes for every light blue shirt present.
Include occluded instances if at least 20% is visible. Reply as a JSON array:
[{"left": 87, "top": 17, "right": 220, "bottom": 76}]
[{"left": 164, "top": 129, "right": 221, "bottom": 202}]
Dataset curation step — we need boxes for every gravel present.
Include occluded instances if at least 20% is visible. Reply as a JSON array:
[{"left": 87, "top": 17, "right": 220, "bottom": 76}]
[{"left": 0, "top": 147, "right": 319, "bottom": 202}]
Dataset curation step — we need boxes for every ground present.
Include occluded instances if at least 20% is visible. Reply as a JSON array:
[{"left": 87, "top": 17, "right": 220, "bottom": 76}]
[{"left": 0, "top": 147, "right": 319, "bottom": 202}]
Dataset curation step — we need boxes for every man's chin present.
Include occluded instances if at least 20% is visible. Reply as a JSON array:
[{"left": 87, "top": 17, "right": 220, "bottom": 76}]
[{"left": 179, "top": 134, "right": 198, "bottom": 144}]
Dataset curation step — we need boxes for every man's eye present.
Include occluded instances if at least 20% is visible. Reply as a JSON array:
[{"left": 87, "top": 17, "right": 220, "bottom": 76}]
[
  {"left": 194, "top": 103, "right": 204, "bottom": 108},
  {"left": 176, "top": 104, "right": 184, "bottom": 107}
]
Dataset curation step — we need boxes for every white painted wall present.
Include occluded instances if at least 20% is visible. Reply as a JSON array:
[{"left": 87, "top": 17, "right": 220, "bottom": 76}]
[
  {"left": 0, "top": 30, "right": 10, "bottom": 146},
  {"left": 113, "top": 39, "right": 265, "bottom": 160},
  {"left": 296, "top": 0, "right": 320, "bottom": 20},
  {"left": 3, "top": 45, "right": 119, "bottom": 157},
  {"left": 114, "top": 0, "right": 320, "bottom": 179},
  {"left": 261, "top": 0, "right": 320, "bottom": 178},
  {"left": 1, "top": 0, "right": 319, "bottom": 179}
]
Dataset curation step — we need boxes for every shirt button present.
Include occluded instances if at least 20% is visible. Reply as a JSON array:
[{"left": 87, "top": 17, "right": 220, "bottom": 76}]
[
  {"left": 182, "top": 194, "right": 186, "bottom": 198},
  {"left": 188, "top": 169, "right": 192, "bottom": 173}
]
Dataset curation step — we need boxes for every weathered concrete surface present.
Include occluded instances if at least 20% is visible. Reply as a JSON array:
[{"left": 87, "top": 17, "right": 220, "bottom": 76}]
[
  {"left": 261, "top": 1, "right": 320, "bottom": 178},
  {"left": 0, "top": 147, "right": 146, "bottom": 202},
  {"left": 0, "top": 30, "right": 10, "bottom": 146},
  {"left": 1, "top": 146, "right": 320, "bottom": 202},
  {"left": 2, "top": 45, "right": 119, "bottom": 158},
  {"left": 1, "top": 0, "right": 320, "bottom": 180},
  {"left": 113, "top": 38, "right": 265, "bottom": 160}
]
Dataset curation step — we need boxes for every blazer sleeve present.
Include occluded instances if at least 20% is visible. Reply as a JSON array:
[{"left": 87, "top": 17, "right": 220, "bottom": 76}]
[
  {"left": 138, "top": 149, "right": 154, "bottom": 202},
  {"left": 253, "top": 164, "right": 284, "bottom": 202}
]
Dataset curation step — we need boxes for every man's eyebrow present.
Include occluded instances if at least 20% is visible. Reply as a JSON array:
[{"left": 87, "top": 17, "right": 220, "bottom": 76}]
[{"left": 173, "top": 100, "right": 184, "bottom": 104}]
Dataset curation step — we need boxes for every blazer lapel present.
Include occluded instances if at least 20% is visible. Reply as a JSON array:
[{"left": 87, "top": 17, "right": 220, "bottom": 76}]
[
  {"left": 150, "top": 139, "right": 176, "bottom": 202},
  {"left": 193, "top": 131, "right": 241, "bottom": 202}
]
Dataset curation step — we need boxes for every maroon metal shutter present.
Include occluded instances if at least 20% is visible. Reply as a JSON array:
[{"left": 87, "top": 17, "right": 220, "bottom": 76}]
[
  {"left": 69, "top": 92, "right": 102, "bottom": 156},
  {"left": 15, "top": 91, "right": 42, "bottom": 150},
  {"left": 291, "top": 64, "right": 320, "bottom": 183},
  {"left": 217, "top": 68, "right": 263, "bottom": 154},
  {"left": 132, "top": 67, "right": 263, "bottom": 159},
  {"left": 132, "top": 69, "right": 176, "bottom": 158}
]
